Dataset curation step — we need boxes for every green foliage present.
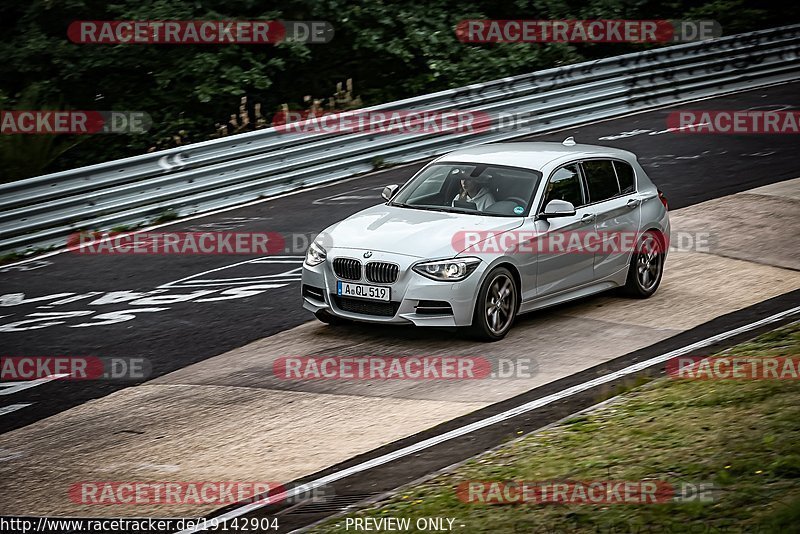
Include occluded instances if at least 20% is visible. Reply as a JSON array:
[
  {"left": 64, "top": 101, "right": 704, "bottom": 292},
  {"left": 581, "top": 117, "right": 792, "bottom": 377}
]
[
  {"left": 0, "top": 87, "right": 86, "bottom": 181},
  {"left": 152, "top": 208, "right": 179, "bottom": 224}
]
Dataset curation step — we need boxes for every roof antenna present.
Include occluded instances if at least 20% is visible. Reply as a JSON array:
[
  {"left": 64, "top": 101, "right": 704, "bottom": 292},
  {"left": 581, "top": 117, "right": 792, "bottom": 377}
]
[{"left": 562, "top": 136, "right": 576, "bottom": 146}]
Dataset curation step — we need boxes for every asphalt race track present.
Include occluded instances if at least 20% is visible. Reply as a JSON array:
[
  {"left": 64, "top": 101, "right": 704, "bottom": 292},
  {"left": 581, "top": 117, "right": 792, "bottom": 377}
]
[
  {"left": 2, "top": 82, "right": 798, "bottom": 433},
  {"left": 0, "top": 81, "right": 799, "bottom": 530}
]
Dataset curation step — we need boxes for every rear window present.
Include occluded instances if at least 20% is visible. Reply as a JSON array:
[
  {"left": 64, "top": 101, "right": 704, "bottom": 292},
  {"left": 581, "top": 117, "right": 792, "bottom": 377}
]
[
  {"left": 614, "top": 161, "right": 636, "bottom": 194},
  {"left": 582, "top": 160, "right": 619, "bottom": 202}
]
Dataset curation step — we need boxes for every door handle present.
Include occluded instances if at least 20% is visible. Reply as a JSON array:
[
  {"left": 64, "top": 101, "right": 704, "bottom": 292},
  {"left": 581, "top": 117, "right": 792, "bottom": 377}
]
[
  {"left": 581, "top": 213, "right": 596, "bottom": 223},
  {"left": 626, "top": 198, "right": 641, "bottom": 208}
]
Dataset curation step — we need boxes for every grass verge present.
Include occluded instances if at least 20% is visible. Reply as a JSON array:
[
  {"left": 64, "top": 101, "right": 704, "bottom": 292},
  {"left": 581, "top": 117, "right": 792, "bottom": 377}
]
[{"left": 311, "top": 322, "right": 800, "bottom": 533}]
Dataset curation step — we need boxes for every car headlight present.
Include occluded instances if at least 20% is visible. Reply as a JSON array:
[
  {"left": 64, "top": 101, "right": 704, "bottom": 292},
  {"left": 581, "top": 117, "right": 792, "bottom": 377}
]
[
  {"left": 413, "top": 257, "right": 481, "bottom": 281},
  {"left": 305, "top": 241, "right": 327, "bottom": 266}
]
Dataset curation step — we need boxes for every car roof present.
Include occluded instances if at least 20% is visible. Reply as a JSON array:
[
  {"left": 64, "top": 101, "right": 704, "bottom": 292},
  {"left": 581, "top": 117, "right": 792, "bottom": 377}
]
[{"left": 434, "top": 142, "right": 637, "bottom": 170}]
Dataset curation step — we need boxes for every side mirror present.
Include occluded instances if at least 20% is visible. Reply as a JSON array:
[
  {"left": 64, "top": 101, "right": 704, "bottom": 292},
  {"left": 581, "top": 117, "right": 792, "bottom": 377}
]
[
  {"left": 382, "top": 184, "right": 399, "bottom": 201},
  {"left": 539, "top": 199, "right": 576, "bottom": 219}
]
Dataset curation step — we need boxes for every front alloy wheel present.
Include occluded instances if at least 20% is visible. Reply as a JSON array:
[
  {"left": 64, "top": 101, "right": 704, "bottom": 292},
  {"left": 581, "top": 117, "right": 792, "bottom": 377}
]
[{"left": 470, "top": 267, "right": 518, "bottom": 341}]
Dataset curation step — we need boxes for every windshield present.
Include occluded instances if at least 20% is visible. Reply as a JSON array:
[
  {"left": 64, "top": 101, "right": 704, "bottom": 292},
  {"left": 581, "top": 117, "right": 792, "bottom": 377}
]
[{"left": 390, "top": 162, "right": 542, "bottom": 217}]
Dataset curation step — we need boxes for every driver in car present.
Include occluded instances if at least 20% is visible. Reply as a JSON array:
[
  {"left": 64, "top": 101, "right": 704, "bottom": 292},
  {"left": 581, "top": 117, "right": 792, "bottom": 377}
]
[{"left": 452, "top": 175, "right": 495, "bottom": 211}]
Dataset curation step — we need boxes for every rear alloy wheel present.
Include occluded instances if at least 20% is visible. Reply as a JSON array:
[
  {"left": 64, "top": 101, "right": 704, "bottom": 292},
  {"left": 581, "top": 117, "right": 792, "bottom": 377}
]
[
  {"left": 470, "top": 267, "right": 518, "bottom": 341},
  {"left": 623, "top": 231, "right": 664, "bottom": 298}
]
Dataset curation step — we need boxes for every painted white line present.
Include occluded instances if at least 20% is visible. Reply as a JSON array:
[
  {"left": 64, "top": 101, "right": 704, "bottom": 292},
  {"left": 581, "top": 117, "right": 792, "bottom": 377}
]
[
  {"left": 0, "top": 448, "right": 25, "bottom": 461},
  {"left": 188, "top": 276, "right": 302, "bottom": 283},
  {"left": 159, "top": 258, "right": 303, "bottom": 289},
  {"left": 251, "top": 256, "right": 305, "bottom": 261},
  {"left": 175, "top": 304, "right": 800, "bottom": 533},
  {"left": 191, "top": 270, "right": 304, "bottom": 284},
  {"left": 158, "top": 257, "right": 291, "bottom": 288},
  {"left": 182, "top": 279, "right": 301, "bottom": 287},
  {"left": 0, "top": 374, "right": 71, "bottom": 396},
  {"left": 0, "top": 404, "right": 32, "bottom": 417},
  {"left": 180, "top": 282, "right": 296, "bottom": 289},
  {"left": 6, "top": 80, "right": 795, "bottom": 270}
]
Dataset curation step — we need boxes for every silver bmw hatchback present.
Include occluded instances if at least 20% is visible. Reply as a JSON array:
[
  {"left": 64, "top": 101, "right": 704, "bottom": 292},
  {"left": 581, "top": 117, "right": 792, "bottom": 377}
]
[{"left": 301, "top": 140, "right": 670, "bottom": 340}]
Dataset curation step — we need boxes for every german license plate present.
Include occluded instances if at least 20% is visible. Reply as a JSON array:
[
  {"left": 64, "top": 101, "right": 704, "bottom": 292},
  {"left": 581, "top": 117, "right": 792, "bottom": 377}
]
[{"left": 337, "top": 281, "right": 391, "bottom": 301}]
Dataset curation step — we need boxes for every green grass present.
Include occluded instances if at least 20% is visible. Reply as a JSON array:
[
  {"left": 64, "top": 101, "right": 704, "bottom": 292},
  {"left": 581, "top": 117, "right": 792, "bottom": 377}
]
[
  {"left": 0, "top": 244, "right": 57, "bottom": 265},
  {"left": 311, "top": 323, "right": 800, "bottom": 533},
  {"left": 152, "top": 209, "right": 179, "bottom": 224}
]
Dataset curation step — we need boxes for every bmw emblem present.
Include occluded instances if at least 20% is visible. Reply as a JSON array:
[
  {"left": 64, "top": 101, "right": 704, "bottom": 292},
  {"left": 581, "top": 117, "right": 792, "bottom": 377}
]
[{"left": 363, "top": 251, "right": 373, "bottom": 258}]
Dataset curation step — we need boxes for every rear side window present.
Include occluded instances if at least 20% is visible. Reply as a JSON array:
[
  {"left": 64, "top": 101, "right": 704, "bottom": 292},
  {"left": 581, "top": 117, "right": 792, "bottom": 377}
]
[
  {"left": 582, "top": 160, "right": 619, "bottom": 202},
  {"left": 614, "top": 161, "right": 636, "bottom": 194},
  {"left": 542, "top": 164, "right": 584, "bottom": 209}
]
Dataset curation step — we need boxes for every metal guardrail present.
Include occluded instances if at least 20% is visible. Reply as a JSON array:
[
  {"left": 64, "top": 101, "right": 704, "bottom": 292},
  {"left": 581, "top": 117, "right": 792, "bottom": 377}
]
[{"left": 2, "top": 24, "right": 799, "bottom": 254}]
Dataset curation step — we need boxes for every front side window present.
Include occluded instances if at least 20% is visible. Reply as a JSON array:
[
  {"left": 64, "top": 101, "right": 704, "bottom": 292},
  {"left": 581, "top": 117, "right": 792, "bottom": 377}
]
[
  {"left": 541, "top": 164, "right": 584, "bottom": 209},
  {"left": 582, "top": 160, "right": 620, "bottom": 202}
]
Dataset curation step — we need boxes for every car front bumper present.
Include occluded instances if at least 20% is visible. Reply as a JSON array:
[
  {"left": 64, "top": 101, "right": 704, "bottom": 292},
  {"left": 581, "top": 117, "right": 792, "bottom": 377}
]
[{"left": 301, "top": 250, "right": 484, "bottom": 327}]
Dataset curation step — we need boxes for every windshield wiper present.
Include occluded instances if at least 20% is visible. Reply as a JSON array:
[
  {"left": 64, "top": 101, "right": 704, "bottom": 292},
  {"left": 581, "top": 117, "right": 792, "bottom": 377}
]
[
  {"left": 418, "top": 206, "right": 458, "bottom": 213},
  {"left": 392, "top": 202, "right": 447, "bottom": 210},
  {"left": 391, "top": 203, "right": 512, "bottom": 217}
]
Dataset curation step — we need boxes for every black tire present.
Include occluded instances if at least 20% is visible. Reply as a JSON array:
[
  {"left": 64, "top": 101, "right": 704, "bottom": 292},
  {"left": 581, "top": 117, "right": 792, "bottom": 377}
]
[
  {"left": 622, "top": 231, "right": 665, "bottom": 298},
  {"left": 468, "top": 267, "right": 518, "bottom": 341},
  {"left": 314, "top": 310, "right": 348, "bottom": 325}
]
